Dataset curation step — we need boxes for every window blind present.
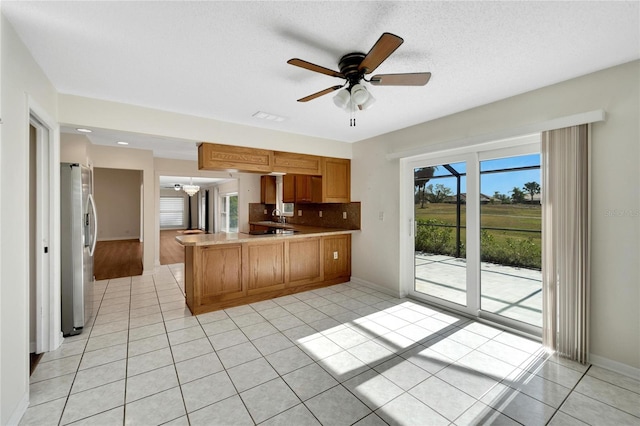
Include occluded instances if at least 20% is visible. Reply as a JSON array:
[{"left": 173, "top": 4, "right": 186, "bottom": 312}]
[{"left": 160, "top": 196, "right": 185, "bottom": 228}]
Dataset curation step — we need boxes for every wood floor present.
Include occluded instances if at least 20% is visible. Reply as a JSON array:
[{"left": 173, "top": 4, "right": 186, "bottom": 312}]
[
  {"left": 94, "top": 239, "right": 143, "bottom": 280},
  {"left": 160, "top": 229, "right": 186, "bottom": 265},
  {"left": 93, "top": 231, "right": 188, "bottom": 280}
]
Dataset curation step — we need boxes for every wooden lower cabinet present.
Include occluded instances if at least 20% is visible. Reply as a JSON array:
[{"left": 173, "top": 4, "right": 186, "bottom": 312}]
[
  {"left": 246, "top": 241, "right": 285, "bottom": 295},
  {"left": 185, "top": 244, "right": 244, "bottom": 313},
  {"left": 323, "top": 234, "right": 351, "bottom": 280},
  {"left": 184, "top": 233, "right": 352, "bottom": 314},
  {"left": 287, "top": 237, "right": 321, "bottom": 286}
]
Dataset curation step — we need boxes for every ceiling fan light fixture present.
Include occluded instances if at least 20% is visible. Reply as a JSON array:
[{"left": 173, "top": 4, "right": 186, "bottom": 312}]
[
  {"left": 359, "top": 92, "right": 376, "bottom": 110},
  {"left": 333, "top": 88, "right": 351, "bottom": 110},
  {"left": 350, "top": 83, "right": 369, "bottom": 106}
]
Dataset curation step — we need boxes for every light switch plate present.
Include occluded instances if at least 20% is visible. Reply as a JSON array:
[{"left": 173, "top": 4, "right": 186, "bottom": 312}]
[
  {"left": 343, "top": 212, "right": 347, "bottom": 219},
  {"left": 319, "top": 211, "right": 323, "bottom": 217},
  {"left": 298, "top": 210, "right": 303, "bottom": 216}
]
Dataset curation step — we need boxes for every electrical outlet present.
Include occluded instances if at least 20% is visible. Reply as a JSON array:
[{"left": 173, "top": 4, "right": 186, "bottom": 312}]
[
  {"left": 343, "top": 211, "right": 347, "bottom": 219},
  {"left": 263, "top": 209, "right": 268, "bottom": 215},
  {"left": 333, "top": 251, "right": 338, "bottom": 260},
  {"left": 298, "top": 210, "right": 303, "bottom": 216},
  {"left": 319, "top": 211, "right": 323, "bottom": 218},
  {"left": 379, "top": 211, "right": 384, "bottom": 221}
]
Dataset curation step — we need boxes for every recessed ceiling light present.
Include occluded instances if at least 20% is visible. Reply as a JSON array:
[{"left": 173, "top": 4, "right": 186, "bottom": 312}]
[
  {"left": 117, "top": 141, "right": 129, "bottom": 145},
  {"left": 252, "top": 111, "right": 286, "bottom": 122},
  {"left": 76, "top": 128, "right": 92, "bottom": 133}
]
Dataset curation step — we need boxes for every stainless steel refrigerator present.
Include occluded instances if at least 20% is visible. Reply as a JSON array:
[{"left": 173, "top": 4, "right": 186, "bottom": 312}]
[{"left": 60, "top": 163, "right": 98, "bottom": 336}]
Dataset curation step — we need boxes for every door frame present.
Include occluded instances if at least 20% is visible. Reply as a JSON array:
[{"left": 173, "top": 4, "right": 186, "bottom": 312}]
[{"left": 28, "top": 96, "right": 62, "bottom": 353}]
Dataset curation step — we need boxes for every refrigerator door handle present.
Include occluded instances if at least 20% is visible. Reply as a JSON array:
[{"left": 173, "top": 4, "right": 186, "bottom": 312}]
[{"left": 87, "top": 193, "right": 98, "bottom": 257}]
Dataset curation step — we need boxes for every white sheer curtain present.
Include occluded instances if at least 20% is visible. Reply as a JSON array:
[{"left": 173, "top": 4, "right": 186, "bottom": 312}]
[{"left": 541, "top": 124, "right": 590, "bottom": 364}]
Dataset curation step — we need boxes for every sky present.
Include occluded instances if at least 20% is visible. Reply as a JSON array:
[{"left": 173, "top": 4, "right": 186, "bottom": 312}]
[{"left": 416, "top": 154, "right": 541, "bottom": 196}]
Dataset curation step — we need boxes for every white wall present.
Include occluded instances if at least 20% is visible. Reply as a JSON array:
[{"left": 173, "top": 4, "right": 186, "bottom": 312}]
[
  {"left": 93, "top": 168, "right": 142, "bottom": 241},
  {"left": 58, "top": 95, "right": 352, "bottom": 159},
  {"left": 0, "top": 14, "right": 58, "bottom": 424},
  {"left": 351, "top": 60, "right": 640, "bottom": 373},
  {"left": 59, "top": 133, "right": 90, "bottom": 165}
]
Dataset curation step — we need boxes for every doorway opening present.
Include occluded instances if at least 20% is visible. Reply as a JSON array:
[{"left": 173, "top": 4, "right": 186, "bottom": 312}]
[{"left": 92, "top": 167, "right": 143, "bottom": 280}]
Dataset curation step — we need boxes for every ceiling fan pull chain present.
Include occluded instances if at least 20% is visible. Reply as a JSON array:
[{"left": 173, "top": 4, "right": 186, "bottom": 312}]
[{"left": 349, "top": 98, "right": 356, "bottom": 127}]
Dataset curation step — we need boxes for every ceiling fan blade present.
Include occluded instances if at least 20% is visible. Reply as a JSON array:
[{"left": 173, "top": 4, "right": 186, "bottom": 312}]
[
  {"left": 287, "top": 58, "right": 345, "bottom": 79},
  {"left": 358, "top": 32, "right": 404, "bottom": 74},
  {"left": 370, "top": 72, "right": 432, "bottom": 86},
  {"left": 297, "top": 85, "right": 343, "bottom": 102}
]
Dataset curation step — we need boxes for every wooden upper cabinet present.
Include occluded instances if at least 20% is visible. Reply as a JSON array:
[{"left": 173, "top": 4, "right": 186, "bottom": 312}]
[
  {"left": 272, "top": 151, "right": 322, "bottom": 175},
  {"left": 260, "top": 175, "right": 276, "bottom": 204},
  {"left": 199, "top": 143, "right": 273, "bottom": 173},
  {"left": 295, "top": 175, "right": 322, "bottom": 204},
  {"left": 282, "top": 174, "right": 296, "bottom": 203},
  {"left": 198, "top": 143, "right": 350, "bottom": 203},
  {"left": 322, "top": 157, "right": 351, "bottom": 203},
  {"left": 283, "top": 174, "right": 322, "bottom": 204}
]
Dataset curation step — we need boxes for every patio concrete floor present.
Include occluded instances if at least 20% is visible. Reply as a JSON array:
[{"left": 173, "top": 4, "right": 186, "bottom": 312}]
[{"left": 415, "top": 253, "right": 542, "bottom": 327}]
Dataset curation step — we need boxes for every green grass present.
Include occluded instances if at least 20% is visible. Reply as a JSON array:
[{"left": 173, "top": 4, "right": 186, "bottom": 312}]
[{"left": 415, "top": 203, "right": 541, "bottom": 269}]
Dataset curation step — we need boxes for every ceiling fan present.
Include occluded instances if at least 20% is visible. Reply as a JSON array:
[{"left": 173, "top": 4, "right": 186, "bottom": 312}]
[{"left": 287, "top": 32, "right": 431, "bottom": 122}]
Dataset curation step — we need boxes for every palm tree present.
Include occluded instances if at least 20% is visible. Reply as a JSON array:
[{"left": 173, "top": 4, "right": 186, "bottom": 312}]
[
  {"left": 414, "top": 167, "right": 435, "bottom": 208},
  {"left": 511, "top": 186, "right": 526, "bottom": 204},
  {"left": 523, "top": 181, "right": 541, "bottom": 203}
]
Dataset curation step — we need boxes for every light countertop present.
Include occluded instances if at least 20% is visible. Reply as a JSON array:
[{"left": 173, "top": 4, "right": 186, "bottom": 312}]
[{"left": 175, "top": 225, "right": 358, "bottom": 246}]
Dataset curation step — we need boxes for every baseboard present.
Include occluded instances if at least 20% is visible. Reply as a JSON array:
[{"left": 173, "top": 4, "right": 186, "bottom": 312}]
[
  {"left": 53, "top": 331, "right": 64, "bottom": 350},
  {"left": 7, "top": 391, "right": 29, "bottom": 426},
  {"left": 349, "top": 276, "right": 403, "bottom": 298},
  {"left": 97, "top": 236, "right": 141, "bottom": 242},
  {"left": 589, "top": 353, "right": 640, "bottom": 380}
]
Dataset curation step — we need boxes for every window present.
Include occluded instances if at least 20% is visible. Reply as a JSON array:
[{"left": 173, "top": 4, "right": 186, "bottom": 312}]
[
  {"left": 159, "top": 196, "right": 185, "bottom": 229},
  {"left": 220, "top": 193, "right": 238, "bottom": 233}
]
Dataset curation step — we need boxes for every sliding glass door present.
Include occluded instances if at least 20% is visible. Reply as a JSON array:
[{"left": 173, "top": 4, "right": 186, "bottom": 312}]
[
  {"left": 414, "top": 161, "right": 469, "bottom": 307},
  {"left": 479, "top": 154, "right": 542, "bottom": 328},
  {"left": 405, "top": 140, "right": 541, "bottom": 334}
]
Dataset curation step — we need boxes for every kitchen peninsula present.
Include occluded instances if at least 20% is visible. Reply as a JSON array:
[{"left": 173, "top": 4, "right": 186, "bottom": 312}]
[{"left": 176, "top": 225, "right": 355, "bottom": 315}]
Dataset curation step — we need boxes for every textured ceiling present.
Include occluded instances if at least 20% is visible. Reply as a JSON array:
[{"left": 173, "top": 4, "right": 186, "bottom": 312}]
[{"left": 4, "top": 1, "right": 639, "bottom": 159}]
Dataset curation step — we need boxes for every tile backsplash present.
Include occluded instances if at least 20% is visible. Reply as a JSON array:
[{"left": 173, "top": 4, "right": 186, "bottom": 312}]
[{"left": 249, "top": 202, "right": 361, "bottom": 230}]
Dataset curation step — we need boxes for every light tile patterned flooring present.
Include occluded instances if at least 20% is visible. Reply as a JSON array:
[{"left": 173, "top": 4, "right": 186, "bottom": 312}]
[{"left": 22, "top": 264, "right": 640, "bottom": 425}]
